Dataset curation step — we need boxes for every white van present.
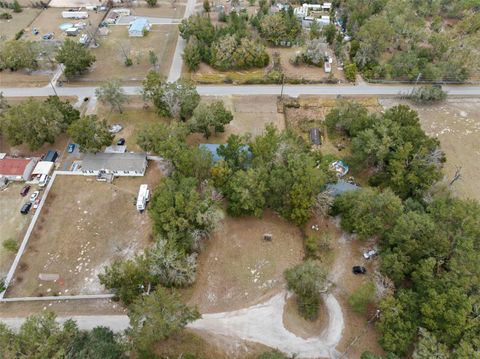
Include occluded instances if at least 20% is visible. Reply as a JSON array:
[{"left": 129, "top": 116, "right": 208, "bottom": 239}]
[{"left": 39, "top": 174, "right": 50, "bottom": 188}]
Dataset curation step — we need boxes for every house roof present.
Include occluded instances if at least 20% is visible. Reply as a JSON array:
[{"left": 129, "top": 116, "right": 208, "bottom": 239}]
[
  {"left": 82, "top": 153, "right": 147, "bottom": 172},
  {"left": 129, "top": 18, "right": 149, "bottom": 32},
  {"left": 32, "top": 161, "right": 54, "bottom": 176},
  {"left": 105, "top": 145, "right": 127, "bottom": 154},
  {"left": 0, "top": 158, "right": 31, "bottom": 176}
]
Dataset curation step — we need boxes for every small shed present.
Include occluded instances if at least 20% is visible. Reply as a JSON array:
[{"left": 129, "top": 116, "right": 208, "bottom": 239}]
[
  {"left": 128, "top": 18, "right": 150, "bottom": 37},
  {"left": 310, "top": 128, "right": 321, "bottom": 145}
]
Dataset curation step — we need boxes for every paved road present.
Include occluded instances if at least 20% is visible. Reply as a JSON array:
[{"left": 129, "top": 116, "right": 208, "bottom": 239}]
[
  {"left": 167, "top": 0, "right": 198, "bottom": 82},
  {"left": 2, "top": 84, "right": 480, "bottom": 98}
]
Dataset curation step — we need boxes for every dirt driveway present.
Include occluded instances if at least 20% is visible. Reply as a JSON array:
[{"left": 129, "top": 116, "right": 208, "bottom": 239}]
[{"left": 6, "top": 165, "right": 162, "bottom": 298}]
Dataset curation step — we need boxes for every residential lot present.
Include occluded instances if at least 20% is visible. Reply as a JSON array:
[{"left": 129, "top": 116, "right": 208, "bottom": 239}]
[
  {"left": 0, "top": 184, "right": 32, "bottom": 279},
  {"left": 21, "top": 8, "right": 104, "bottom": 42},
  {"left": 186, "top": 210, "right": 304, "bottom": 313},
  {"left": 72, "top": 25, "right": 178, "bottom": 84},
  {"left": 131, "top": 1, "right": 186, "bottom": 18},
  {"left": 381, "top": 98, "right": 480, "bottom": 202},
  {"left": 97, "top": 99, "right": 169, "bottom": 152},
  {"left": 0, "top": 8, "right": 41, "bottom": 40},
  {"left": 6, "top": 166, "right": 163, "bottom": 298},
  {"left": 187, "top": 95, "right": 286, "bottom": 145}
]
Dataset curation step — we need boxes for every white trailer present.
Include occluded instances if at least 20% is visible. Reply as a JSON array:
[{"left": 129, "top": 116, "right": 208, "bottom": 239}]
[
  {"left": 62, "top": 11, "right": 88, "bottom": 19},
  {"left": 136, "top": 184, "right": 150, "bottom": 212},
  {"left": 65, "top": 27, "right": 79, "bottom": 36}
]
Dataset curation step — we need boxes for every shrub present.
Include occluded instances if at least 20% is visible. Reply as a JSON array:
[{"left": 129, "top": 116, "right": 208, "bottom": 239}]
[
  {"left": 124, "top": 57, "right": 133, "bottom": 66},
  {"left": 14, "top": 29, "right": 24, "bottom": 40},
  {"left": 0, "top": 11, "right": 12, "bottom": 19},
  {"left": 284, "top": 260, "right": 328, "bottom": 320},
  {"left": 409, "top": 85, "right": 447, "bottom": 103},
  {"left": 344, "top": 63, "right": 357, "bottom": 82},
  {"left": 2, "top": 238, "right": 19, "bottom": 253},
  {"left": 348, "top": 281, "right": 376, "bottom": 315}
]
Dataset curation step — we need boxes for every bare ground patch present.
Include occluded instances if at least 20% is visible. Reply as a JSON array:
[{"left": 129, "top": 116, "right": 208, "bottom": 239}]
[
  {"left": 185, "top": 210, "right": 304, "bottom": 314},
  {"left": 6, "top": 166, "right": 162, "bottom": 298}
]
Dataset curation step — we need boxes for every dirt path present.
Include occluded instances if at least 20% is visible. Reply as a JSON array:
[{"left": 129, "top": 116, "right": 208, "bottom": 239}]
[{"left": 188, "top": 290, "right": 344, "bottom": 359}]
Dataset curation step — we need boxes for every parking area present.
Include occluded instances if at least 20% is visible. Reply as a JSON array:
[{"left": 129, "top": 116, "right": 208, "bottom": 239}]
[
  {"left": 5, "top": 165, "right": 163, "bottom": 298},
  {"left": 0, "top": 183, "right": 38, "bottom": 279}
]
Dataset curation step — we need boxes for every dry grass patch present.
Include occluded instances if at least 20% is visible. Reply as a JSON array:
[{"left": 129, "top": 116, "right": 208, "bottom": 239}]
[
  {"left": 0, "top": 8, "right": 41, "bottom": 40},
  {"left": 132, "top": 2, "right": 186, "bottom": 18},
  {"left": 185, "top": 210, "right": 304, "bottom": 313},
  {"left": 72, "top": 25, "right": 178, "bottom": 84},
  {"left": 6, "top": 167, "right": 163, "bottom": 298}
]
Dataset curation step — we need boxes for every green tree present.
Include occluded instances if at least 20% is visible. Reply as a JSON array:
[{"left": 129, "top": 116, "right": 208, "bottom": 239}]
[
  {"left": 172, "top": 145, "right": 214, "bottom": 181},
  {"left": 333, "top": 188, "right": 403, "bottom": 240},
  {"left": 232, "top": 37, "right": 269, "bottom": 69},
  {"left": 323, "top": 23, "right": 337, "bottom": 45},
  {"left": 183, "top": 37, "right": 202, "bottom": 71},
  {"left": 325, "top": 100, "right": 373, "bottom": 136},
  {"left": 136, "top": 122, "right": 188, "bottom": 158},
  {"left": 12, "top": 0, "right": 22, "bottom": 12},
  {"left": 56, "top": 39, "right": 95, "bottom": 78},
  {"left": 284, "top": 260, "right": 328, "bottom": 319},
  {"left": 0, "top": 40, "right": 37, "bottom": 71},
  {"left": 309, "top": 20, "right": 320, "bottom": 39},
  {"left": 409, "top": 85, "right": 447, "bottom": 103},
  {"left": 45, "top": 96, "right": 80, "bottom": 125},
  {"left": 95, "top": 79, "right": 129, "bottom": 113},
  {"left": 146, "top": 0, "right": 157, "bottom": 6},
  {"left": 257, "top": 351, "right": 290, "bottom": 359},
  {"left": 148, "top": 50, "right": 158, "bottom": 68},
  {"left": 412, "top": 328, "right": 449, "bottom": 359},
  {"left": 1, "top": 98, "right": 67, "bottom": 150},
  {"left": 260, "top": 13, "right": 288, "bottom": 44},
  {"left": 377, "top": 290, "right": 419, "bottom": 356},
  {"left": 149, "top": 177, "right": 222, "bottom": 252},
  {"left": 344, "top": 63, "right": 358, "bottom": 82},
  {"left": 225, "top": 168, "right": 267, "bottom": 217},
  {"left": 142, "top": 72, "right": 200, "bottom": 120},
  {"left": 348, "top": 281, "right": 376, "bottom": 314},
  {"left": 187, "top": 100, "right": 233, "bottom": 138},
  {"left": 67, "top": 327, "right": 126, "bottom": 359},
  {"left": 67, "top": 115, "right": 113, "bottom": 153},
  {"left": 127, "top": 287, "right": 200, "bottom": 358},
  {"left": 203, "top": 0, "right": 210, "bottom": 13},
  {"left": 98, "top": 256, "right": 152, "bottom": 305}
]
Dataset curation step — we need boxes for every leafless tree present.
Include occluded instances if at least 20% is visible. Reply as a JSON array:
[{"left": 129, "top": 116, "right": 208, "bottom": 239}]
[{"left": 449, "top": 166, "right": 462, "bottom": 186}]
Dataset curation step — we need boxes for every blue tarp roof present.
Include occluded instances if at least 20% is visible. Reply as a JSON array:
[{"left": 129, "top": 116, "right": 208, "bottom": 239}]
[
  {"left": 199, "top": 144, "right": 223, "bottom": 162},
  {"left": 199, "top": 144, "right": 251, "bottom": 163},
  {"left": 129, "top": 18, "right": 148, "bottom": 32},
  {"left": 325, "top": 181, "right": 360, "bottom": 197}
]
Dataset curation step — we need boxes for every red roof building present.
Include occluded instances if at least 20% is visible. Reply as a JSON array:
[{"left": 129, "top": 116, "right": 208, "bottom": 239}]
[{"left": 0, "top": 158, "right": 38, "bottom": 181}]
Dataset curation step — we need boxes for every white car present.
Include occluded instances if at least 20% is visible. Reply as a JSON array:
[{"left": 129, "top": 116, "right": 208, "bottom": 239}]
[
  {"left": 33, "top": 197, "right": 41, "bottom": 209},
  {"left": 363, "top": 249, "right": 377, "bottom": 260},
  {"left": 29, "top": 191, "right": 40, "bottom": 202}
]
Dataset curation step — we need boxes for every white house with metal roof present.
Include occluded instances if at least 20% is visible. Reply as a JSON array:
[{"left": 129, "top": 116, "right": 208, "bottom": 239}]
[{"left": 80, "top": 153, "right": 148, "bottom": 177}]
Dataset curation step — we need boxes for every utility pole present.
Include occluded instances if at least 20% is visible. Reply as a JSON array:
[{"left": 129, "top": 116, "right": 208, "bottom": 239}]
[
  {"left": 280, "top": 73, "right": 285, "bottom": 99},
  {"left": 415, "top": 72, "right": 422, "bottom": 85},
  {"left": 49, "top": 79, "right": 58, "bottom": 97}
]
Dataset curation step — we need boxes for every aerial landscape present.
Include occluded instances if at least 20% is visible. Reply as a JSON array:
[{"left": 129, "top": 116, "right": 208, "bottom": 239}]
[{"left": 0, "top": 0, "right": 479, "bottom": 358}]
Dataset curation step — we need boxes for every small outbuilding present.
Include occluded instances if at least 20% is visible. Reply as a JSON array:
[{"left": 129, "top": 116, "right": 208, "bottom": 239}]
[
  {"left": 128, "top": 18, "right": 151, "bottom": 37},
  {"left": 310, "top": 128, "right": 321, "bottom": 145},
  {"left": 325, "top": 180, "right": 360, "bottom": 197}
]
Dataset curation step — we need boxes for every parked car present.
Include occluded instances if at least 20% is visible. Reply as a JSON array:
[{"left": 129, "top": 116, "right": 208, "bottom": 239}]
[
  {"left": 117, "top": 138, "right": 125, "bottom": 146},
  {"left": 32, "top": 28, "right": 39, "bottom": 35},
  {"left": 363, "top": 249, "right": 377, "bottom": 260},
  {"left": 20, "top": 202, "right": 32, "bottom": 215},
  {"left": 108, "top": 124, "right": 123, "bottom": 134},
  {"left": 39, "top": 174, "right": 51, "bottom": 188},
  {"left": 42, "top": 33, "right": 54, "bottom": 40},
  {"left": 29, "top": 191, "right": 40, "bottom": 202},
  {"left": 67, "top": 143, "right": 76, "bottom": 153},
  {"left": 352, "top": 266, "right": 367, "bottom": 275},
  {"left": 20, "top": 185, "right": 31, "bottom": 197},
  {"left": 33, "top": 197, "right": 41, "bottom": 209}
]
